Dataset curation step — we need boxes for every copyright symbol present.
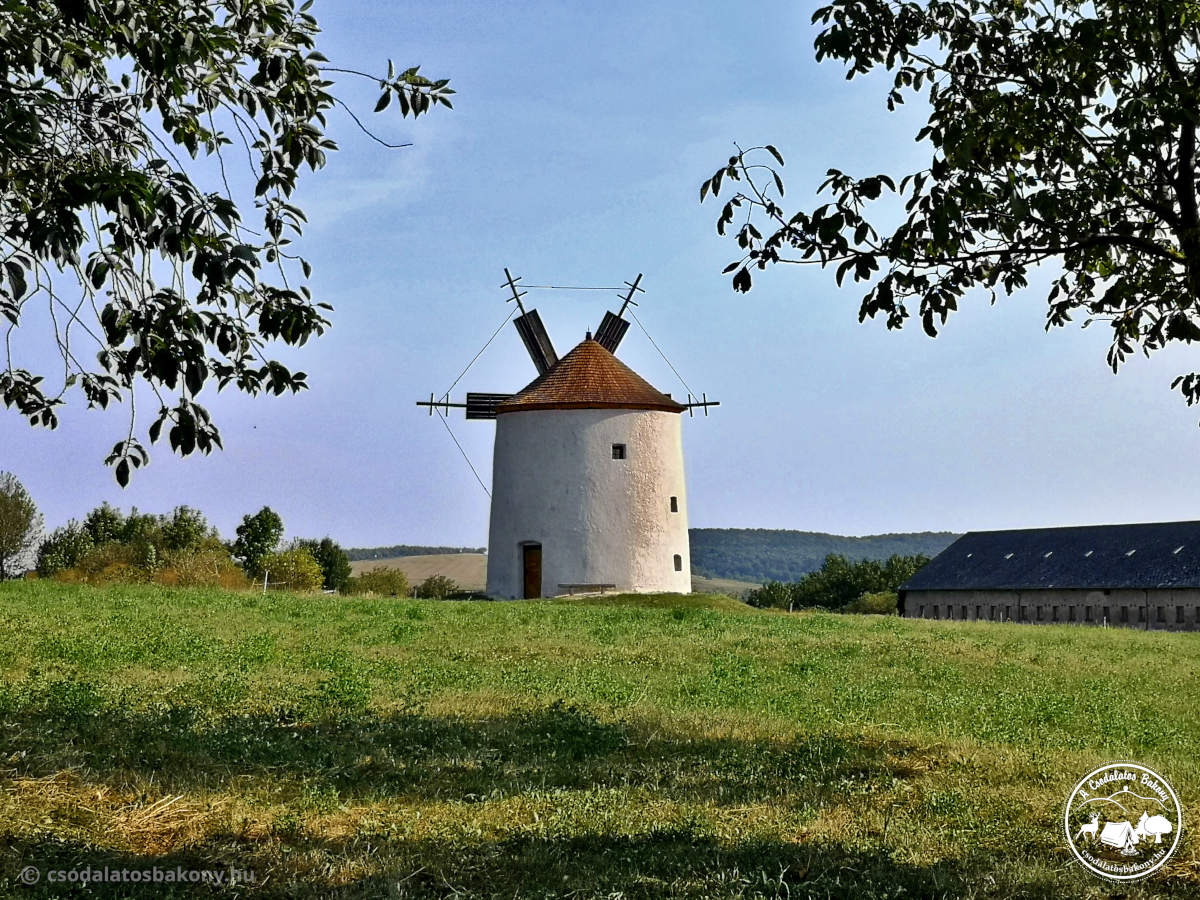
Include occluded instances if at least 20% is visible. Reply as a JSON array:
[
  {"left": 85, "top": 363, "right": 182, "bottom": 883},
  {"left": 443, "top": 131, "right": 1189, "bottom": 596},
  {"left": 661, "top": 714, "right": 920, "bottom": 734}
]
[{"left": 18, "top": 866, "right": 39, "bottom": 885}]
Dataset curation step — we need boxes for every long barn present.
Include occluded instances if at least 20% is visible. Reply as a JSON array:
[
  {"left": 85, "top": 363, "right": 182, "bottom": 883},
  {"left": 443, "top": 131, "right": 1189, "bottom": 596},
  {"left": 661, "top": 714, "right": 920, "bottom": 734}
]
[{"left": 899, "top": 521, "right": 1200, "bottom": 630}]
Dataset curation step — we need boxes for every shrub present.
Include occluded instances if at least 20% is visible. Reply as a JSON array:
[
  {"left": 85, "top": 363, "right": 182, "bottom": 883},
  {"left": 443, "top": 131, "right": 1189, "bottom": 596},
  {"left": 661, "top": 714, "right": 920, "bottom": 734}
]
[
  {"left": 60, "top": 541, "right": 151, "bottom": 585},
  {"left": 294, "top": 537, "right": 352, "bottom": 591},
  {"left": 36, "top": 522, "right": 94, "bottom": 577},
  {"left": 415, "top": 574, "right": 457, "bottom": 599},
  {"left": 158, "top": 547, "right": 249, "bottom": 589},
  {"left": 260, "top": 547, "right": 324, "bottom": 592},
  {"left": 841, "top": 590, "right": 899, "bottom": 615},
  {"left": 345, "top": 566, "right": 410, "bottom": 598},
  {"left": 745, "top": 581, "right": 793, "bottom": 609}
]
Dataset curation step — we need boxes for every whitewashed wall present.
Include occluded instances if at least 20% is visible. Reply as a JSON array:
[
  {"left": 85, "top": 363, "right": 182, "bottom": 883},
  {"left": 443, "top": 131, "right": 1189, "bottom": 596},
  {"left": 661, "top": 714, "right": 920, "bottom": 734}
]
[{"left": 486, "top": 408, "right": 690, "bottom": 597}]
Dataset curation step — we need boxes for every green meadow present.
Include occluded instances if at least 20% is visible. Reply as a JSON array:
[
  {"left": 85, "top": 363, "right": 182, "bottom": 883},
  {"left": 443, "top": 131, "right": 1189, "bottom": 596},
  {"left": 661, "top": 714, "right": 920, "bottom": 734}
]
[{"left": 0, "top": 580, "right": 1197, "bottom": 897}]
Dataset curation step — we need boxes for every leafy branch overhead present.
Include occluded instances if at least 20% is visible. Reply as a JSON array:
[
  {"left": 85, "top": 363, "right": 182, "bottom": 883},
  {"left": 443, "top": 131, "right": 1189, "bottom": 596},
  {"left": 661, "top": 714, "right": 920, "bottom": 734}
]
[
  {"left": 0, "top": 0, "right": 451, "bottom": 484},
  {"left": 702, "top": 0, "right": 1200, "bottom": 410}
]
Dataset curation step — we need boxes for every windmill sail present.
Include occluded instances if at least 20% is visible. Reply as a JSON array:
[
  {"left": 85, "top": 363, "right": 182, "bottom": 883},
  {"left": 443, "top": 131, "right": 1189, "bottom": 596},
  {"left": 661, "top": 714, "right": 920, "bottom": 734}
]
[
  {"left": 465, "top": 392, "right": 513, "bottom": 420},
  {"left": 514, "top": 309, "right": 558, "bottom": 375},
  {"left": 595, "top": 311, "right": 630, "bottom": 353}
]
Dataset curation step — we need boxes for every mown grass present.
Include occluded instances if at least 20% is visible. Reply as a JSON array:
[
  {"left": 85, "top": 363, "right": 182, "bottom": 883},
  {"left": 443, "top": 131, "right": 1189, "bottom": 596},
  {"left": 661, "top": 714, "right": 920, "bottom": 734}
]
[{"left": 0, "top": 580, "right": 1198, "bottom": 897}]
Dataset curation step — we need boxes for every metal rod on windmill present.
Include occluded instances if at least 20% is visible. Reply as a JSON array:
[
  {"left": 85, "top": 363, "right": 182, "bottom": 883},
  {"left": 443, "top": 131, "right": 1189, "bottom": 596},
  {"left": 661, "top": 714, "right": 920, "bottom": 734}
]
[{"left": 505, "top": 268, "right": 558, "bottom": 376}]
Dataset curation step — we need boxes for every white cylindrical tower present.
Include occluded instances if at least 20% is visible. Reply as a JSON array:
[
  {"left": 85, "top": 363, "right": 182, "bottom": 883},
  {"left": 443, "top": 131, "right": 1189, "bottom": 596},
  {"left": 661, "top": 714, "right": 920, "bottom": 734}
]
[{"left": 486, "top": 339, "right": 690, "bottom": 598}]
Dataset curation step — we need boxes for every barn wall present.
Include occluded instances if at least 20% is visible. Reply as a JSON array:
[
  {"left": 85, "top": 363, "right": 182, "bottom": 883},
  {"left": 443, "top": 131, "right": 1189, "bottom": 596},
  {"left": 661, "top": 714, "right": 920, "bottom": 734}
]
[
  {"left": 486, "top": 408, "right": 691, "bottom": 598},
  {"left": 901, "top": 588, "right": 1200, "bottom": 630}
]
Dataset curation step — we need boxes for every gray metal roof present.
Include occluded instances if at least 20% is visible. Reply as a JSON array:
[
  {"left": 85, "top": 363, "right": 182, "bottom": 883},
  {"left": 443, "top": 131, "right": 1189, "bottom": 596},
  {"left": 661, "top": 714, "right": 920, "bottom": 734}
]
[{"left": 900, "top": 521, "right": 1200, "bottom": 591}]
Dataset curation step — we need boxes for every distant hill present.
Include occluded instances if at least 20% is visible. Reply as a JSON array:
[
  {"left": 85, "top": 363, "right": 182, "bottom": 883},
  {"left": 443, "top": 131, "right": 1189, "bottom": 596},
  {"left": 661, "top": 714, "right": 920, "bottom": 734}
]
[
  {"left": 346, "top": 545, "right": 485, "bottom": 562},
  {"left": 689, "top": 528, "right": 958, "bottom": 584},
  {"left": 346, "top": 531, "right": 958, "bottom": 588}
]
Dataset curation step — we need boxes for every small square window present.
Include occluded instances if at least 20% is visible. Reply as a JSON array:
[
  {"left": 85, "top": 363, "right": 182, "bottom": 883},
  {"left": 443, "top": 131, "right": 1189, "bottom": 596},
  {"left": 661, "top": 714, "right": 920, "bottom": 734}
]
[
  {"left": 611, "top": 444, "right": 626, "bottom": 460},
  {"left": 669, "top": 496, "right": 678, "bottom": 513}
]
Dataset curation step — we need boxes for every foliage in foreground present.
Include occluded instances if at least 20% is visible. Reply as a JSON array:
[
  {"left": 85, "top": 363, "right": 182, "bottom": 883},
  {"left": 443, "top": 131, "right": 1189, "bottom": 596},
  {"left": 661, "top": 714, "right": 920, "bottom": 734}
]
[
  {"left": 0, "top": 580, "right": 1196, "bottom": 898},
  {"left": 703, "top": 1, "right": 1200, "bottom": 414},
  {"left": 0, "top": 0, "right": 451, "bottom": 481}
]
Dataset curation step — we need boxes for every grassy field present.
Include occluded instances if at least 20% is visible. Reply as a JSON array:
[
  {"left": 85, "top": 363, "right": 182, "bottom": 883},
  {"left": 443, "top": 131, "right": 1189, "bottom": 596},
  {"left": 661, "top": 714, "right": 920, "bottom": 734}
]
[
  {"left": 0, "top": 581, "right": 1198, "bottom": 897},
  {"left": 349, "top": 553, "right": 760, "bottom": 598}
]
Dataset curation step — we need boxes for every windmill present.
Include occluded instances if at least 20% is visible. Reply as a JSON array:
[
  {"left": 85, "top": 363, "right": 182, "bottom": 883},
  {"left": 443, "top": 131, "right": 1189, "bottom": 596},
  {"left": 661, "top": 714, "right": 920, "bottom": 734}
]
[{"left": 418, "top": 270, "right": 718, "bottom": 599}]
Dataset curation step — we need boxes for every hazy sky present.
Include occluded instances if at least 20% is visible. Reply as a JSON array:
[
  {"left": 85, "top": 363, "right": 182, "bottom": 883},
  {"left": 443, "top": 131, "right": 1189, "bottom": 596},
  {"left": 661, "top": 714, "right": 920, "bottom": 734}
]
[{"left": 7, "top": 1, "right": 1200, "bottom": 547}]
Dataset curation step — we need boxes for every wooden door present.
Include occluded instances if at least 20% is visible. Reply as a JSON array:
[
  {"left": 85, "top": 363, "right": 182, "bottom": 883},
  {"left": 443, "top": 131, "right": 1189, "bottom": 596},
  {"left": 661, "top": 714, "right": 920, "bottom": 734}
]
[{"left": 522, "top": 544, "right": 541, "bottom": 599}]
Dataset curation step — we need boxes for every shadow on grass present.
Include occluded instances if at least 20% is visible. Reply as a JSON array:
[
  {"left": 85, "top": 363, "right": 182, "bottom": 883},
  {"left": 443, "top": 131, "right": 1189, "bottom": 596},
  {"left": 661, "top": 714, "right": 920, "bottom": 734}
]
[
  {"left": 0, "top": 828, "right": 994, "bottom": 899},
  {"left": 0, "top": 695, "right": 926, "bottom": 808},
  {"left": 1, "top": 701, "right": 1190, "bottom": 897}
]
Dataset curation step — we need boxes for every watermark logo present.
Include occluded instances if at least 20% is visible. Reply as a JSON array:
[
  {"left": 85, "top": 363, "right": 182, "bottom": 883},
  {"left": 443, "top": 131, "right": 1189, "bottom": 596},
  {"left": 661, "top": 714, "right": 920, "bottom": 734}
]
[
  {"left": 15, "top": 865, "right": 255, "bottom": 887},
  {"left": 1064, "top": 762, "right": 1183, "bottom": 881}
]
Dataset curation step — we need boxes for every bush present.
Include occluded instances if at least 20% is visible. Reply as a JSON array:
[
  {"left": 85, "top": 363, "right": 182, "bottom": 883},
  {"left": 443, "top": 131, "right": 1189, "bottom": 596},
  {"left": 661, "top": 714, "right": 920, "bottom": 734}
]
[
  {"left": 345, "top": 566, "right": 410, "bottom": 597},
  {"left": 745, "top": 581, "right": 793, "bottom": 609},
  {"left": 158, "top": 548, "right": 249, "bottom": 589},
  {"left": 840, "top": 590, "right": 899, "bottom": 615},
  {"left": 415, "top": 574, "right": 457, "bottom": 599},
  {"left": 260, "top": 547, "right": 324, "bottom": 592},
  {"left": 36, "top": 522, "right": 94, "bottom": 577},
  {"left": 59, "top": 541, "right": 151, "bottom": 585},
  {"left": 294, "top": 537, "right": 352, "bottom": 591}
]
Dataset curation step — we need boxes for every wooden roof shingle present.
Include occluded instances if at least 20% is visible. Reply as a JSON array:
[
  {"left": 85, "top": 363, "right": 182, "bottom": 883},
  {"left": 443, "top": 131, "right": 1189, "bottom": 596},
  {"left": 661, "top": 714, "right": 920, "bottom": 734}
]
[{"left": 495, "top": 339, "right": 686, "bottom": 414}]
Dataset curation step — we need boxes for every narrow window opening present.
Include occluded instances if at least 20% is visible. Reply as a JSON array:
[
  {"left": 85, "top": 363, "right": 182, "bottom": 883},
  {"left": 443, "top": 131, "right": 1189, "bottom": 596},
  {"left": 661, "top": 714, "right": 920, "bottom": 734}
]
[
  {"left": 670, "top": 496, "right": 678, "bottom": 513},
  {"left": 611, "top": 443, "right": 626, "bottom": 460},
  {"left": 673, "top": 554, "right": 682, "bottom": 572}
]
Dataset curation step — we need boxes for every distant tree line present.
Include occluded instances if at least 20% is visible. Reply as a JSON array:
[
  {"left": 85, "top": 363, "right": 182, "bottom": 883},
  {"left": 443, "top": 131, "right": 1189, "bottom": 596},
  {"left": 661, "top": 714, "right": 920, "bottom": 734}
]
[
  {"left": 0, "top": 476, "right": 464, "bottom": 600},
  {"left": 27, "top": 497, "right": 357, "bottom": 594},
  {"left": 345, "top": 545, "right": 485, "bottom": 561},
  {"left": 690, "top": 528, "right": 955, "bottom": 583},
  {"left": 746, "top": 554, "right": 930, "bottom": 614}
]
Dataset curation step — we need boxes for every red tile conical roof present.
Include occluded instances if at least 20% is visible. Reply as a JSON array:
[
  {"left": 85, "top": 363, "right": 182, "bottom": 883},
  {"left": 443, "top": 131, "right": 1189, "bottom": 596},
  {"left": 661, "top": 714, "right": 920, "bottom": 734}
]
[{"left": 495, "top": 339, "right": 686, "bottom": 414}]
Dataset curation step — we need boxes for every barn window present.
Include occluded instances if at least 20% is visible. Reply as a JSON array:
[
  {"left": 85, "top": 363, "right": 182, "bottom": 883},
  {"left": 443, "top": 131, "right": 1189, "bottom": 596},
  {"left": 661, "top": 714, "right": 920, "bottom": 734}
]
[
  {"left": 673, "top": 554, "right": 682, "bottom": 572},
  {"left": 1052, "top": 606, "right": 1058, "bottom": 622},
  {"left": 1121, "top": 607, "right": 1129, "bottom": 623},
  {"left": 1103, "top": 606, "right": 1110, "bottom": 623},
  {"left": 1178, "top": 607, "right": 1186, "bottom": 624},
  {"left": 1157, "top": 606, "right": 1166, "bottom": 623},
  {"left": 1005, "top": 605, "right": 1012, "bottom": 621},
  {"left": 1085, "top": 607, "right": 1093, "bottom": 622},
  {"left": 1136, "top": 606, "right": 1145, "bottom": 623},
  {"left": 1069, "top": 606, "right": 1077, "bottom": 622},
  {"left": 960, "top": 605, "right": 967, "bottom": 619},
  {"left": 918, "top": 605, "right": 925, "bottom": 618},
  {"left": 670, "top": 496, "right": 678, "bottom": 513},
  {"left": 975, "top": 605, "right": 981, "bottom": 619},
  {"left": 611, "top": 444, "right": 626, "bottom": 460},
  {"left": 990, "top": 605, "right": 996, "bottom": 620},
  {"left": 933, "top": 606, "right": 940, "bottom": 620},
  {"left": 1036, "top": 606, "right": 1044, "bottom": 621}
]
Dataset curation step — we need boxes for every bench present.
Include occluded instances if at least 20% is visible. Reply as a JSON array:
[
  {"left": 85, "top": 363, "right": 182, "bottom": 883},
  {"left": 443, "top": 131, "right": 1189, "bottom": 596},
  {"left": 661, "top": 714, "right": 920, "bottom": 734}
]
[{"left": 558, "top": 583, "right": 617, "bottom": 596}]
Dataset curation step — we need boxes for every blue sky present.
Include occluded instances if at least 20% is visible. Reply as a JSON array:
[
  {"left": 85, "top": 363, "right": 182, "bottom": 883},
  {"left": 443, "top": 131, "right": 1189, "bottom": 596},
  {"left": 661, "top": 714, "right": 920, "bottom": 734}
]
[{"left": 7, "top": 0, "right": 1200, "bottom": 547}]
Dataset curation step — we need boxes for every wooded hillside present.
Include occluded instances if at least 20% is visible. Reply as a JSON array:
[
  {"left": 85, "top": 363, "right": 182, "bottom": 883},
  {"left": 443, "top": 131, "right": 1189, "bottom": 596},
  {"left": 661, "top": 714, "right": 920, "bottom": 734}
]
[{"left": 689, "top": 529, "right": 957, "bottom": 583}]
